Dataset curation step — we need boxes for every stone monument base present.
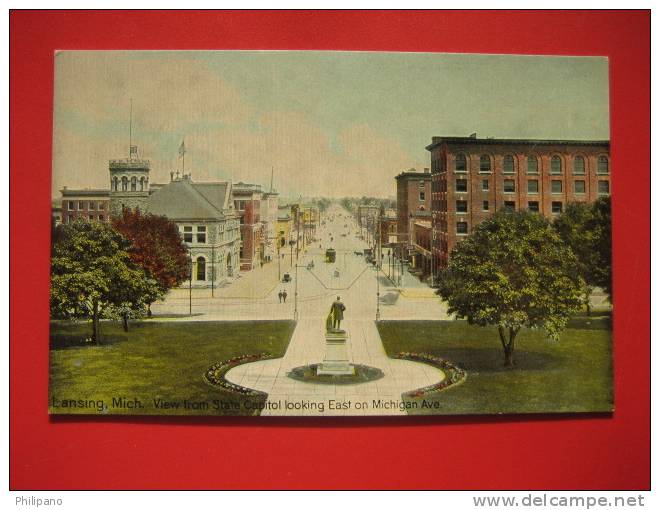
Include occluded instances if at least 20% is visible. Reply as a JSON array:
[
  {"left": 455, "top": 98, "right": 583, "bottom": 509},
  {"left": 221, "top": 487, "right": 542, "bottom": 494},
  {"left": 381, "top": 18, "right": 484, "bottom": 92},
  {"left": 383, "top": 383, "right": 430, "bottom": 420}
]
[{"left": 317, "top": 330, "right": 355, "bottom": 376}]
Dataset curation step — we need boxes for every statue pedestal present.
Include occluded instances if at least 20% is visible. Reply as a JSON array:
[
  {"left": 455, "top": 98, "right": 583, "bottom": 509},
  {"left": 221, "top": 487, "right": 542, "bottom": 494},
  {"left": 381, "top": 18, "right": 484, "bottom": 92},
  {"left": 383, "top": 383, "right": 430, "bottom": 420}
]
[{"left": 317, "top": 330, "right": 355, "bottom": 375}]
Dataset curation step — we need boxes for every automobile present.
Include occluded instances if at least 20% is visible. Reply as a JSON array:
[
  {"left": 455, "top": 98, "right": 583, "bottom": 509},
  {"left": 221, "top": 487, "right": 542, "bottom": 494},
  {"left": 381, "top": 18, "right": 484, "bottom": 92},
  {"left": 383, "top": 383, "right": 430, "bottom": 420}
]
[{"left": 282, "top": 273, "right": 291, "bottom": 283}]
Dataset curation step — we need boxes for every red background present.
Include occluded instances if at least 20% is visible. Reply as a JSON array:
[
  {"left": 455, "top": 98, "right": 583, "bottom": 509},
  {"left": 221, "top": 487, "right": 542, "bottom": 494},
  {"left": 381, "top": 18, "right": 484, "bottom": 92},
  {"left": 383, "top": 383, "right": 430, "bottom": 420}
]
[{"left": 9, "top": 10, "right": 650, "bottom": 490}]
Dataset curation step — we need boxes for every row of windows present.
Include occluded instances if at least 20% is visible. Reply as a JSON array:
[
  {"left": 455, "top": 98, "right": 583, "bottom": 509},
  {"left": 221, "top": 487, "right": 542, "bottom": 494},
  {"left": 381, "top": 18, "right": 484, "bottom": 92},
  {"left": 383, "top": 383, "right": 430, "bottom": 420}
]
[
  {"left": 452, "top": 179, "right": 609, "bottom": 194},
  {"left": 452, "top": 154, "right": 609, "bottom": 175},
  {"left": 111, "top": 176, "right": 149, "bottom": 192},
  {"left": 63, "top": 214, "right": 105, "bottom": 223},
  {"left": 445, "top": 201, "right": 565, "bottom": 236},
  {"left": 66, "top": 201, "right": 107, "bottom": 211}
]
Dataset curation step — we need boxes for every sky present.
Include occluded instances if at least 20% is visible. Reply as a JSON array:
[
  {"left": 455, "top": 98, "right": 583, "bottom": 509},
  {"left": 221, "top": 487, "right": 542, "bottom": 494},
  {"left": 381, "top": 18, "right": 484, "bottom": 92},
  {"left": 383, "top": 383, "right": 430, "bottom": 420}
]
[{"left": 52, "top": 51, "right": 609, "bottom": 199}]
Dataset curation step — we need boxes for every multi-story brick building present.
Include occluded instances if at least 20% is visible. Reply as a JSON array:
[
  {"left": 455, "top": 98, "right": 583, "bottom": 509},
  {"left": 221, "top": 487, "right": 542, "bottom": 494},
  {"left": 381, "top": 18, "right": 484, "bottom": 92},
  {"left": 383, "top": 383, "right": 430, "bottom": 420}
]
[
  {"left": 379, "top": 208, "right": 398, "bottom": 247},
  {"left": 427, "top": 135, "right": 611, "bottom": 270},
  {"left": 394, "top": 168, "right": 431, "bottom": 246},
  {"left": 232, "top": 182, "right": 265, "bottom": 270},
  {"left": 60, "top": 188, "right": 111, "bottom": 224}
]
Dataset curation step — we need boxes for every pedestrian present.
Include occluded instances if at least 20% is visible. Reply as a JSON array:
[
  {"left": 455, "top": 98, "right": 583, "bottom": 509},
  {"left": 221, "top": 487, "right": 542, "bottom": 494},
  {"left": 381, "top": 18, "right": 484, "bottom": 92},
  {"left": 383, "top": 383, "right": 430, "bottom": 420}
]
[
  {"left": 278, "top": 290, "right": 283, "bottom": 303},
  {"left": 283, "top": 290, "right": 288, "bottom": 303}
]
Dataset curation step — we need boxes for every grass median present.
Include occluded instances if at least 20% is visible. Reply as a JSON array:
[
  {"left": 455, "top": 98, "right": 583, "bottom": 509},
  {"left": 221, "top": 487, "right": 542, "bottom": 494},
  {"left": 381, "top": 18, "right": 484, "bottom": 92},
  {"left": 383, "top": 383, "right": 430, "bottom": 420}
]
[
  {"left": 49, "top": 320, "right": 296, "bottom": 416},
  {"left": 377, "top": 313, "right": 613, "bottom": 415}
]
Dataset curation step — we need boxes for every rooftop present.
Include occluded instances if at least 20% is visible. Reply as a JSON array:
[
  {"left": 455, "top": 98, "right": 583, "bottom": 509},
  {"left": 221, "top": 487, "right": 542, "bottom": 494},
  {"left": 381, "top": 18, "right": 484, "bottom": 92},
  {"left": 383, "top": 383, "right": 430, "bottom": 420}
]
[
  {"left": 395, "top": 167, "right": 431, "bottom": 180},
  {"left": 60, "top": 188, "right": 110, "bottom": 197},
  {"left": 426, "top": 136, "right": 610, "bottom": 151}
]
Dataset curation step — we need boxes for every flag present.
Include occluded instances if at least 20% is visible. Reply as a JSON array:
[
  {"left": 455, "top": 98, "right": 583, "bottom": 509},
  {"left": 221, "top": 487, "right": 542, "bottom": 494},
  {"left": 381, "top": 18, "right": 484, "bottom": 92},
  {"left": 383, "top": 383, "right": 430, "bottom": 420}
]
[{"left": 178, "top": 140, "right": 186, "bottom": 157}]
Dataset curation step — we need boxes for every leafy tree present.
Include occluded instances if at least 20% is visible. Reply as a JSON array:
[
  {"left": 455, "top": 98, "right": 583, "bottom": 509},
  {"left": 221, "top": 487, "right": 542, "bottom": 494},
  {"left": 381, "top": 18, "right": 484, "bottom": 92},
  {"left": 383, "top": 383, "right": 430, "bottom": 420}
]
[
  {"left": 112, "top": 208, "right": 189, "bottom": 316},
  {"left": 554, "top": 196, "right": 612, "bottom": 309},
  {"left": 438, "top": 211, "right": 584, "bottom": 367},
  {"left": 50, "top": 220, "right": 158, "bottom": 344},
  {"left": 586, "top": 196, "right": 612, "bottom": 298}
]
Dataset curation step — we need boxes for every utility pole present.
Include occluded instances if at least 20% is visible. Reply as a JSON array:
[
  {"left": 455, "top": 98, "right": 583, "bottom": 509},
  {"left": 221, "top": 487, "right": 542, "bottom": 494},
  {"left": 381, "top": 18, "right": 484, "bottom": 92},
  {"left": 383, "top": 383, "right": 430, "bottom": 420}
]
[
  {"left": 129, "top": 98, "right": 132, "bottom": 157},
  {"left": 294, "top": 262, "right": 299, "bottom": 321},
  {"left": 188, "top": 252, "right": 193, "bottom": 316},
  {"left": 211, "top": 243, "right": 215, "bottom": 297}
]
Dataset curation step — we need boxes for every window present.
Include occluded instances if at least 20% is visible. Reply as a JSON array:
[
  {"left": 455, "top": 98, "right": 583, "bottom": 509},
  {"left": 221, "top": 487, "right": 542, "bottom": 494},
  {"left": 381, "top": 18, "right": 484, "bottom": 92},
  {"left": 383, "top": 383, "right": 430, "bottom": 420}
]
[
  {"left": 196, "top": 257, "right": 206, "bottom": 281},
  {"left": 551, "top": 180, "right": 563, "bottom": 193},
  {"left": 456, "top": 200, "right": 468, "bottom": 213},
  {"left": 456, "top": 222, "right": 468, "bottom": 235},
  {"left": 122, "top": 176, "right": 128, "bottom": 191},
  {"left": 140, "top": 177, "right": 145, "bottom": 191},
  {"left": 419, "top": 191, "right": 426, "bottom": 201},
  {"left": 183, "top": 226, "right": 193, "bottom": 243},
  {"left": 99, "top": 202, "right": 105, "bottom": 210},
  {"left": 527, "top": 156, "right": 539, "bottom": 173},
  {"left": 551, "top": 156, "right": 562, "bottom": 174},
  {"left": 79, "top": 201, "right": 85, "bottom": 210},
  {"left": 68, "top": 201, "right": 74, "bottom": 211},
  {"left": 479, "top": 155, "right": 491, "bottom": 173},
  {"left": 503, "top": 179, "right": 515, "bottom": 193},
  {"left": 482, "top": 179, "right": 489, "bottom": 191},
  {"left": 89, "top": 202, "right": 96, "bottom": 211},
  {"left": 197, "top": 226, "right": 207, "bottom": 243},
  {"left": 598, "top": 180, "right": 610, "bottom": 194},
  {"left": 98, "top": 215, "right": 104, "bottom": 221},
  {"left": 528, "top": 180, "right": 539, "bottom": 193},
  {"left": 131, "top": 176, "right": 137, "bottom": 191},
  {"left": 482, "top": 200, "right": 489, "bottom": 211},
  {"left": 574, "top": 180, "right": 586, "bottom": 194},
  {"left": 455, "top": 179, "right": 468, "bottom": 192},
  {"left": 504, "top": 201, "right": 515, "bottom": 212},
  {"left": 528, "top": 201, "right": 539, "bottom": 213},
  {"left": 552, "top": 201, "right": 563, "bottom": 214},
  {"left": 574, "top": 156, "right": 585, "bottom": 174},
  {"left": 503, "top": 155, "right": 515, "bottom": 173},
  {"left": 455, "top": 154, "right": 467, "bottom": 172},
  {"left": 598, "top": 156, "right": 609, "bottom": 174}
]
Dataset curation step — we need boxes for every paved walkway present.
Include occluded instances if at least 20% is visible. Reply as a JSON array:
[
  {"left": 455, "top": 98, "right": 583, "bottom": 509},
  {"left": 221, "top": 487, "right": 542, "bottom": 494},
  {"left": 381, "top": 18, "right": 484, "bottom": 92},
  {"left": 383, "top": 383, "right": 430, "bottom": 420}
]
[
  {"left": 226, "top": 316, "right": 444, "bottom": 416},
  {"left": 224, "top": 205, "right": 446, "bottom": 416}
]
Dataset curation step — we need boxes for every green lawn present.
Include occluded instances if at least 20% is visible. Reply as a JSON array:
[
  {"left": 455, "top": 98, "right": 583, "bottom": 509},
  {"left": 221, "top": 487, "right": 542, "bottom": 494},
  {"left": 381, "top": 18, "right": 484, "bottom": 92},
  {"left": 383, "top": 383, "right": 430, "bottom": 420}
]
[
  {"left": 49, "top": 320, "right": 296, "bottom": 416},
  {"left": 377, "top": 314, "right": 613, "bottom": 415}
]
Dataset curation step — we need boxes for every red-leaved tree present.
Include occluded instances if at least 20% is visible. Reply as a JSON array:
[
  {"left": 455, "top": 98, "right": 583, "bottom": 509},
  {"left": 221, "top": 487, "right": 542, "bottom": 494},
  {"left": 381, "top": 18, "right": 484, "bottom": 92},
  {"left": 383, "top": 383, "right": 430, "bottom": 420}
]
[{"left": 112, "top": 209, "right": 189, "bottom": 317}]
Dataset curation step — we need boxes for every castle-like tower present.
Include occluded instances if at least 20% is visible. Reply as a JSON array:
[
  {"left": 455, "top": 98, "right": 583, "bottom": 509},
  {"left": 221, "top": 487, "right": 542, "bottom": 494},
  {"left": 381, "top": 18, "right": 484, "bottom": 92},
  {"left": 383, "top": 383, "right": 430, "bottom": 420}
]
[{"left": 109, "top": 145, "right": 150, "bottom": 216}]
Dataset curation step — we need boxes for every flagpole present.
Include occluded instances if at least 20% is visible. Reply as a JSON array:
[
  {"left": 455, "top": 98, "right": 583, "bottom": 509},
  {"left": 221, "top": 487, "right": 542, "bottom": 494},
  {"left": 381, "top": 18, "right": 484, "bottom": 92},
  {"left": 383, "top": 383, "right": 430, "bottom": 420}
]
[{"left": 129, "top": 98, "right": 132, "bottom": 157}]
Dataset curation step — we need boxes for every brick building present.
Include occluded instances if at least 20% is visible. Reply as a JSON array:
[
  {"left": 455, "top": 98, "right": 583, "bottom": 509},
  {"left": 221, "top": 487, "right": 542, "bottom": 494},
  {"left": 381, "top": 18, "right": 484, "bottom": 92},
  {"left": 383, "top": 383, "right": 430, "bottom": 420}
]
[
  {"left": 232, "top": 182, "right": 265, "bottom": 271},
  {"left": 427, "top": 135, "right": 611, "bottom": 270},
  {"left": 394, "top": 168, "right": 431, "bottom": 247},
  {"left": 379, "top": 208, "right": 398, "bottom": 247},
  {"left": 60, "top": 188, "right": 111, "bottom": 224}
]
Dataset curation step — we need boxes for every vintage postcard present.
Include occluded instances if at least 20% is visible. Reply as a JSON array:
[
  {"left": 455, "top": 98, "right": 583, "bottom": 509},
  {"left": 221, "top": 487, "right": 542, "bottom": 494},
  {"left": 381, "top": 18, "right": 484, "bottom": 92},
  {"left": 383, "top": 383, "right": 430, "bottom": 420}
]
[{"left": 49, "top": 51, "right": 612, "bottom": 416}]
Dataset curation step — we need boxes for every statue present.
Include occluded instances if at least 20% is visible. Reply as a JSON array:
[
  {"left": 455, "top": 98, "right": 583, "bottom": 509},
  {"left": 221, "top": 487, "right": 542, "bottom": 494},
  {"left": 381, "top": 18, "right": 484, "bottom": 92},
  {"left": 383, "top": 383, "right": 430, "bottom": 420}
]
[{"left": 325, "top": 296, "right": 346, "bottom": 332}]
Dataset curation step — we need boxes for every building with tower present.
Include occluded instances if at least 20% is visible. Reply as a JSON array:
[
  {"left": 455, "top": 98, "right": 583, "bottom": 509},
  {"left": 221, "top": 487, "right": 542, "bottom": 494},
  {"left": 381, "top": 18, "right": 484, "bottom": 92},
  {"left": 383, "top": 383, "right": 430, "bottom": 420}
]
[{"left": 109, "top": 145, "right": 151, "bottom": 215}]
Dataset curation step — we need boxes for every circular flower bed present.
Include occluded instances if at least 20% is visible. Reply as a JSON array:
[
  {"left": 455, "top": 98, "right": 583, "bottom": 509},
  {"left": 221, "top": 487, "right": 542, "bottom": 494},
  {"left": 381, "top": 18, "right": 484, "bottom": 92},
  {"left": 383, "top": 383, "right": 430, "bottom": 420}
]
[
  {"left": 287, "top": 363, "right": 384, "bottom": 385},
  {"left": 204, "top": 353, "right": 271, "bottom": 396},
  {"left": 394, "top": 352, "right": 467, "bottom": 398}
]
